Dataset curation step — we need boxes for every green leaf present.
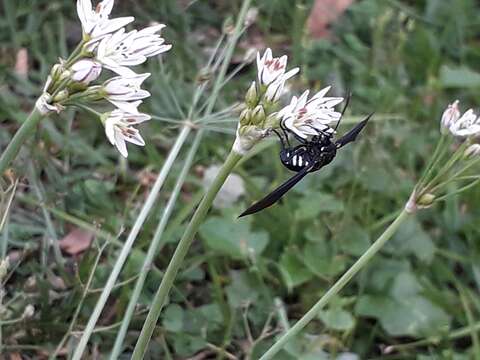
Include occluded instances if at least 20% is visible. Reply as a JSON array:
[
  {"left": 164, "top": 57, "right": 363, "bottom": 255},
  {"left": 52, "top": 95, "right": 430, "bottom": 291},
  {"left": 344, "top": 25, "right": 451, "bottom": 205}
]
[
  {"left": 440, "top": 65, "right": 480, "bottom": 88},
  {"left": 302, "top": 242, "right": 346, "bottom": 278},
  {"left": 279, "top": 251, "right": 313, "bottom": 290},
  {"left": 162, "top": 304, "right": 184, "bottom": 333},
  {"left": 199, "top": 216, "right": 269, "bottom": 259},
  {"left": 319, "top": 307, "right": 355, "bottom": 331},
  {"left": 335, "top": 221, "right": 371, "bottom": 256},
  {"left": 225, "top": 270, "right": 259, "bottom": 308},
  {"left": 295, "top": 193, "right": 344, "bottom": 220},
  {"left": 389, "top": 218, "right": 436, "bottom": 263}
]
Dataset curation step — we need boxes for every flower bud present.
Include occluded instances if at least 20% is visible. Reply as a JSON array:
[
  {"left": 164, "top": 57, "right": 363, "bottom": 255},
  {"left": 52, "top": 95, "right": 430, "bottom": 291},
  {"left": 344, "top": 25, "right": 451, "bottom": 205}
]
[
  {"left": 464, "top": 144, "right": 480, "bottom": 159},
  {"left": 52, "top": 89, "right": 69, "bottom": 103},
  {"left": 239, "top": 108, "right": 251, "bottom": 126},
  {"left": 50, "top": 63, "right": 63, "bottom": 80},
  {"left": 440, "top": 100, "right": 460, "bottom": 134},
  {"left": 245, "top": 82, "right": 258, "bottom": 108},
  {"left": 71, "top": 59, "right": 102, "bottom": 84},
  {"left": 417, "top": 193, "right": 436, "bottom": 208},
  {"left": 251, "top": 105, "right": 266, "bottom": 125}
]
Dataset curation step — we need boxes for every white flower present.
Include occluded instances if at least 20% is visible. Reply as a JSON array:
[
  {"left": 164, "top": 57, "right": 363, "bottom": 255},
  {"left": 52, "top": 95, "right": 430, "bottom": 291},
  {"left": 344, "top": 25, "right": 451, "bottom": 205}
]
[
  {"left": 256, "top": 48, "right": 299, "bottom": 86},
  {"left": 77, "top": 0, "right": 134, "bottom": 40},
  {"left": 103, "top": 73, "right": 151, "bottom": 112},
  {"left": 450, "top": 109, "right": 480, "bottom": 138},
  {"left": 71, "top": 59, "right": 102, "bottom": 84},
  {"left": 279, "top": 87, "right": 344, "bottom": 139},
  {"left": 96, "top": 25, "right": 172, "bottom": 76},
  {"left": 465, "top": 144, "right": 480, "bottom": 158},
  {"left": 440, "top": 100, "right": 460, "bottom": 133},
  {"left": 104, "top": 110, "right": 151, "bottom": 157}
]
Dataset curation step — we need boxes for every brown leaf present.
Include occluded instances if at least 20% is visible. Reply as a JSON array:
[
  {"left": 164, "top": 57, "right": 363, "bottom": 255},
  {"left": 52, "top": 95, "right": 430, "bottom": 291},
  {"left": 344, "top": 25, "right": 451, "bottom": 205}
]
[
  {"left": 14, "top": 48, "right": 29, "bottom": 77},
  {"left": 307, "top": 0, "right": 354, "bottom": 38},
  {"left": 59, "top": 228, "right": 93, "bottom": 255}
]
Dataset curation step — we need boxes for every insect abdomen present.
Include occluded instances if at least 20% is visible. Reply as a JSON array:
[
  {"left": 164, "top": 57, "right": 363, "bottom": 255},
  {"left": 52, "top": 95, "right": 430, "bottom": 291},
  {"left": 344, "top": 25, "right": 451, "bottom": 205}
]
[{"left": 280, "top": 149, "right": 311, "bottom": 172}]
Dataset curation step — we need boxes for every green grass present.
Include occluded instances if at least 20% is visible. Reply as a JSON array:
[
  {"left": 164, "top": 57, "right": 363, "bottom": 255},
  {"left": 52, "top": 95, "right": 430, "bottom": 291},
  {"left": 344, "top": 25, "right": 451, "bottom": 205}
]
[{"left": 1, "top": 0, "right": 480, "bottom": 359}]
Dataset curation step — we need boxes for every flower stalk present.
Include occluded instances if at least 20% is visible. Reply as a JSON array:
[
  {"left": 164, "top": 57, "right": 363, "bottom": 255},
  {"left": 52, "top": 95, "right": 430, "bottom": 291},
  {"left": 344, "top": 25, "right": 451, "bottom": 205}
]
[
  {"left": 259, "top": 209, "right": 411, "bottom": 360},
  {"left": 0, "top": 108, "right": 44, "bottom": 175},
  {"left": 131, "top": 149, "right": 243, "bottom": 359}
]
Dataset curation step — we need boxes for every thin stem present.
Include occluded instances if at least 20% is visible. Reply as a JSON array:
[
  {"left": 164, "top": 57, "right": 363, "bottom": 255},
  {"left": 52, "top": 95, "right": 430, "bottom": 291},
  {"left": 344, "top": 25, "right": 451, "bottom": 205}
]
[
  {"left": 259, "top": 210, "right": 411, "bottom": 360},
  {"left": 385, "top": 321, "right": 480, "bottom": 354},
  {"left": 415, "top": 135, "right": 447, "bottom": 191},
  {"left": 109, "top": 130, "right": 203, "bottom": 359},
  {"left": 421, "top": 141, "right": 469, "bottom": 195},
  {"left": 71, "top": 126, "right": 191, "bottom": 360},
  {"left": 0, "top": 107, "right": 45, "bottom": 175},
  {"left": 131, "top": 149, "right": 243, "bottom": 359}
]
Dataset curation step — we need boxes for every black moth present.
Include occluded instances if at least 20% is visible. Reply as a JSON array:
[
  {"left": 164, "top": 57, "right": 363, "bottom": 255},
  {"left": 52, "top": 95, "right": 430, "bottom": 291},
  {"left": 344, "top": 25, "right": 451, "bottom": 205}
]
[{"left": 239, "top": 98, "right": 372, "bottom": 217}]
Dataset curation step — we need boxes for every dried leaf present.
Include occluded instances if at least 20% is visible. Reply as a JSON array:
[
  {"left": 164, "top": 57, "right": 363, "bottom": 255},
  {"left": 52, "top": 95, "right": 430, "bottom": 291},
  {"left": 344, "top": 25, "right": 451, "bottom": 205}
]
[
  {"left": 59, "top": 228, "right": 93, "bottom": 255},
  {"left": 307, "top": 0, "right": 354, "bottom": 38}
]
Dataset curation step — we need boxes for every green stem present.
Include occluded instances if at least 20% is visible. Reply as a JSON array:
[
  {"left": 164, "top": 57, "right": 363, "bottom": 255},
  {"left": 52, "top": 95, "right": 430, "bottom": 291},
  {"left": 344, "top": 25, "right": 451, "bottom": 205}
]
[
  {"left": 131, "top": 149, "right": 243, "bottom": 359},
  {"left": 0, "top": 107, "right": 45, "bottom": 175},
  {"left": 71, "top": 126, "right": 191, "bottom": 360},
  {"left": 109, "top": 129, "right": 203, "bottom": 359},
  {"left": 385, "top": 321, "right": 480, "bottom": 354},
  {"left": 259, "top": 209, "right": 410, "bottom": 360}
]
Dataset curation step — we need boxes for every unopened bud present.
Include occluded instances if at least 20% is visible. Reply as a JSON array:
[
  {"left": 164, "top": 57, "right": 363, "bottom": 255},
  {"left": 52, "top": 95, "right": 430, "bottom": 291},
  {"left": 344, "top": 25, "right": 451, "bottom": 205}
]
[
  {"left": 59, "top": 69, "right": 72, "bottom": 83},
  {"left": 245, "top": 82, "right": 258, "bottom": 108},
  {"left": 71, "top": 59, "right": 102, "bottom": 84},
  {"left": 417, "top": 193, "right": 436, "bottom": 208},
  {"left": 440, "top": 100, "right": 460, "bottom": 134},
  {"left": 464, "top": 144, "right": 480, "bottom": 159},
  {"left": 52, "top": 89, "right": 69, "bottom": 103},
  {"left": 50, "top": 64, "right": 63, "bottom": 80},
  {"left": 239, "top": 109, "right": 251, "bottom": 126},
  {"left": 251, "top": 105, "right": 266, "bottom": 125}
]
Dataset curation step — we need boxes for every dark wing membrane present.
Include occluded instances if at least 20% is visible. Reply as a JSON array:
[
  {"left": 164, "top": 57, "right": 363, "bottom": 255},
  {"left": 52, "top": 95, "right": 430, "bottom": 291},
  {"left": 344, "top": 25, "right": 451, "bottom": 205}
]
[
  {"left": 239, "top": 166, "right": 312, "bottom": 218},
  {"left": 335, "top": 113, "right": 373, "bottom": 149}
]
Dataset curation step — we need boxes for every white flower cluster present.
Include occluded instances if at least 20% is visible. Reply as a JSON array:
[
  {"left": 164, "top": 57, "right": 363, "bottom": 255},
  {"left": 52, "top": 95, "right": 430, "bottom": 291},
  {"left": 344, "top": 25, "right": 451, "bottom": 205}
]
[
  {"left": 38, "top": 0, "right": 171, "bottom": 157},
  {"left": 441, "top": 100, "right": 480, "bottom": 138},
  {"left": 235, "top": 48, "right": 344, "bottom": 154}
]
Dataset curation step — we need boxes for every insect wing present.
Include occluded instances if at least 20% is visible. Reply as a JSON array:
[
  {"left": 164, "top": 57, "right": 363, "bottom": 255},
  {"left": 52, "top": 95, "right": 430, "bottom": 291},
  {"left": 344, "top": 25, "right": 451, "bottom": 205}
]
[
  {"left": 335, "top": 113, "right": 373, "bottom": 149},
  {"left": 239, "top": 166, "right": 312, "bottom": 218}
]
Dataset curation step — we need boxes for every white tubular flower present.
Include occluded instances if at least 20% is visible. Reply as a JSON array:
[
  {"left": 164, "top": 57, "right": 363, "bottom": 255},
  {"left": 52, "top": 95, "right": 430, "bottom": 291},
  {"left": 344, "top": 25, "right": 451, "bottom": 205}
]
[
  {"left": 279, "top": 87, "right": 344, "bottom": 139},
  {"left": 96, "top": 25, "right": 172, "bottom": 76},
  {"left": 77, "top": 0, "right": 134, "bottom": 40},
  {"left": 104, "top": 110, "right": 151, "bottom": 157},
  {"left": 256, "top": 48, "right": 299, "bottom": 86},
  {"left": 440, "top": 100, "right": 460, "bottom": 133},
  {"left": 449, "top": 109, "right": 480, "bottom": 138},
  {"left": 103, "top": 73, "right": 151, "bottom": 112},
  {"left": 71, "top": 59, "right": 102, "bottom": 84}
]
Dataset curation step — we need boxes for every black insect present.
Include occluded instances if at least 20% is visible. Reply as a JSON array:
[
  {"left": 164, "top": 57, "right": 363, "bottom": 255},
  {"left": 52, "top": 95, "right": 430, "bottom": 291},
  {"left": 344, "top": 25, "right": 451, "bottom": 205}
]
[{"left": 239, "top": 101, "right": 372, "bottom": 217}]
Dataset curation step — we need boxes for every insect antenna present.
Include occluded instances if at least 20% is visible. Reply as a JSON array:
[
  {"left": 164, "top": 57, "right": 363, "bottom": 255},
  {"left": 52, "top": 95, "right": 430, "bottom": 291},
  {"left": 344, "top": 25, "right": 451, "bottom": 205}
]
[{"left": 334, "top": 91, "right": 352, "bottom": 132}]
